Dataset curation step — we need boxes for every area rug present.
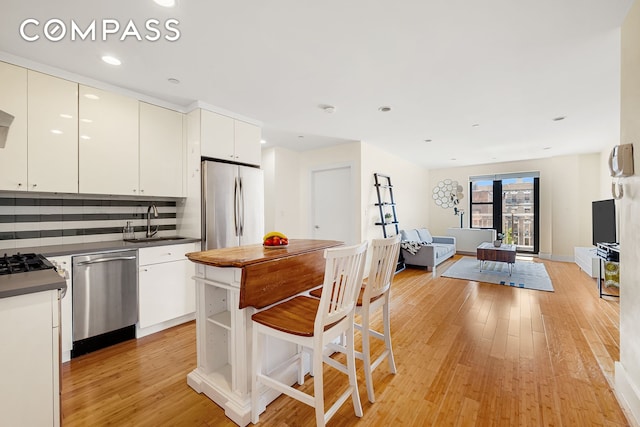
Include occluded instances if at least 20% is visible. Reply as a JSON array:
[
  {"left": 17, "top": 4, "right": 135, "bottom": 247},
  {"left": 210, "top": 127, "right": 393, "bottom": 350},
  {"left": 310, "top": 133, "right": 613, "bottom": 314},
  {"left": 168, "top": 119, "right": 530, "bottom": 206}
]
[{"left": 442, "top": 257, "right": 554, "bottom": 292}]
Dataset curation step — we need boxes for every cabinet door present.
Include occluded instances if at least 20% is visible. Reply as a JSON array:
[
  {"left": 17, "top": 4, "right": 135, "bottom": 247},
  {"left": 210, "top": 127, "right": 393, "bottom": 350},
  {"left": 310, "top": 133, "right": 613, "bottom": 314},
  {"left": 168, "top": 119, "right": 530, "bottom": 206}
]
[
  {"left": 139, "top": 102, "right": 184, "bottom": 197},
  {"left": 0, "top": 291, "right": 57, "bottom": 426},
  {"left": 28, "top": 71, "right": 78, "bottom": 193},
  {"left": 78, "top": 85, "right": 139, "bottom": 195},
  {"left": 201, "top": 109, "right": 234, "bottom": 161},
  {"left": 233, "top": 120, "right": 261, "bottom": 166},
  {"left": 0, "top": 61, "right": 28, "bottom": 191},
  {"left": 139, "top": 259, "right": 195, "bottom": 328}
]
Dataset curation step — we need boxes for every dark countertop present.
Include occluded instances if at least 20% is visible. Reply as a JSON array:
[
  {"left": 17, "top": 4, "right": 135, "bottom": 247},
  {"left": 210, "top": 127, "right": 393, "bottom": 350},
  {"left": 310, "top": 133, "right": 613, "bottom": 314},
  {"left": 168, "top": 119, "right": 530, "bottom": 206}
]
[
  {"left": 0, "top": 269, "right": 66, "bottom": 299},
  {"left": 0, "top": 237, "right": 200, "bottom": 299},
  {"left": 5, "top": 237, "right": 201, "bottom": 257}
]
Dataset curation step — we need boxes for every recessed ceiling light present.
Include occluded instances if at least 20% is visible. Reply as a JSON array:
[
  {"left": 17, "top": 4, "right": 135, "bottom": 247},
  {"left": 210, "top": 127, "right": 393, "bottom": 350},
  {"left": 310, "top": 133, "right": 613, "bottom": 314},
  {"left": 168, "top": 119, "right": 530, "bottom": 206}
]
[
  {"left": 80, "top": 135, "right": 91, "bottom": 140},
  {"left": 80, "top": 118, "right": 93, "bottom": 123},
  {"left": 424, "top": 139, "right": 432, "bottom": 143},
  {"left": 50, "top": 129, "right": 63, "bottom": 135},
  {"left": 260, "top": 139, "right": 267, "bottom": 145},
  {"left": 471, "top": 123, "right": 480, "bottom": 127},
  {"left": 552, "top": 116, "right": 566, "bottom": 121},
  {"left": 83, "top": 94, "right": 100, "bottom": 100},
  {"left": 297, "top": 135, "right": 304, "bottom": 139},
  {"left": 378, "top": 106, "right": 392, "bottom": 112},
  {"left": 322, "top": 105, "right": 336, "bottom": 114},
  {"left": 168, "top": 78, "right": 180, "bottom": 84},
  {"left": 153, "top": 0, "right": 176, "bottom": 7},
  {"left": 59, "top": 113, "right": 73, "bottom": 119},
  {"left": 543, "top": 146, "right": 552, "bottom": 150},
  {"left": 451, "top": 158, "right": 457, "bottom": 161},
  {"left": 101, "top": 55, "right": 121, "bottom": 66}
]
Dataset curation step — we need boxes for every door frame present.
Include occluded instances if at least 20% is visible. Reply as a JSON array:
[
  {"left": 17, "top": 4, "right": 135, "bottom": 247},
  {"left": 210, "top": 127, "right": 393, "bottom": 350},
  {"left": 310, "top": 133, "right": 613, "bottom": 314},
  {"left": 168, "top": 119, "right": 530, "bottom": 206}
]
[{"left": 308, "top": 163, "right": 356, "bottom": 245}]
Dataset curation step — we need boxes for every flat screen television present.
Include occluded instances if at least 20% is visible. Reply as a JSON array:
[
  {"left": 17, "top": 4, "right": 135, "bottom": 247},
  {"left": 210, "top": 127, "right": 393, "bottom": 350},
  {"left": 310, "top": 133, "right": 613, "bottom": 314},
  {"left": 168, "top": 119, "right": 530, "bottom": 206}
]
[{"left": 592, "top": 199, "right": 616, "bottom": 245}]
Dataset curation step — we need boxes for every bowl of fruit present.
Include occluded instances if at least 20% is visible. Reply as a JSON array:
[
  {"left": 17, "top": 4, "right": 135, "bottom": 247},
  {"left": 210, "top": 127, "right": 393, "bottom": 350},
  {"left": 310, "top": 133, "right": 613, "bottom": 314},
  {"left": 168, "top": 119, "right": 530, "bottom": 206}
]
[{"left": 263, "top": 231, "right": 289, "bottom": 248}]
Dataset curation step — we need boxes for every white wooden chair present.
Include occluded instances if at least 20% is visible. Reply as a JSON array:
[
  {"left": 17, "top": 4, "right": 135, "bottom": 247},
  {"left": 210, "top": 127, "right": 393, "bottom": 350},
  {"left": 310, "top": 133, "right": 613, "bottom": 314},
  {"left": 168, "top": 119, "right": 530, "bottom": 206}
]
[
  {"left": 311, "top": 235, "right": 401, "bottom": 403},
  {"left": 250, "top": 241, "right": 368, "bottom": 426}
]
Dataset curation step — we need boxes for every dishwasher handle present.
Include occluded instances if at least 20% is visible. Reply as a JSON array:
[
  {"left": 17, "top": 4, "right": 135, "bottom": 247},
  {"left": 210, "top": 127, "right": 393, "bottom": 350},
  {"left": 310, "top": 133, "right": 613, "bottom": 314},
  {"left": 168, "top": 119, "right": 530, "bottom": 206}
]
[{"left": 75, "top": 256, "right": 137, "bottom": 266}]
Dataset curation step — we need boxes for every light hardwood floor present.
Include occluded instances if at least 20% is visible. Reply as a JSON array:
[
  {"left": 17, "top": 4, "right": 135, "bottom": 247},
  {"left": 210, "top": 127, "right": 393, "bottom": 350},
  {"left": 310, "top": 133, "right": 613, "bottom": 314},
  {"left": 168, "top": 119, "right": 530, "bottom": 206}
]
[{"left": 61, "top": 256, "right": 629, "bottom": 426}]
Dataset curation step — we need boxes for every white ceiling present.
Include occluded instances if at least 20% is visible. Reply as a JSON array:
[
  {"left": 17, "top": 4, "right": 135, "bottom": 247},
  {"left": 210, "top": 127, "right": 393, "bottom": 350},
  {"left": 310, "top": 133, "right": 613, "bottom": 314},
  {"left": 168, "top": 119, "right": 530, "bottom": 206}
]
[{"left": 0, "top": 0, "right": 633, "bottom": 169}]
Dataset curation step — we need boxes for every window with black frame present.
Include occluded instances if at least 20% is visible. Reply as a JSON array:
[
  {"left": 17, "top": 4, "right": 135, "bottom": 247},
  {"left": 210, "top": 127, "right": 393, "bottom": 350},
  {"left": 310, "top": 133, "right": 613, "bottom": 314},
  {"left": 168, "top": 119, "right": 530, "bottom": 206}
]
[{"left": 469, "top": 172, "right": 539, "bottom": 254}]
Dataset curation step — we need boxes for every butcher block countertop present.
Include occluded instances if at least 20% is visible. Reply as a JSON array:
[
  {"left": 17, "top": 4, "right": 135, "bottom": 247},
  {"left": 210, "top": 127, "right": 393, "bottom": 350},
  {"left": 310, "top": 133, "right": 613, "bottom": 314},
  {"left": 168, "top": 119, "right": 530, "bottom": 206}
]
[
  {"left": 186, "top": 239, "right": 343, "bottom": 309},
  {"left": 185, "top": 239, "right": 342, "bottom": 268}
]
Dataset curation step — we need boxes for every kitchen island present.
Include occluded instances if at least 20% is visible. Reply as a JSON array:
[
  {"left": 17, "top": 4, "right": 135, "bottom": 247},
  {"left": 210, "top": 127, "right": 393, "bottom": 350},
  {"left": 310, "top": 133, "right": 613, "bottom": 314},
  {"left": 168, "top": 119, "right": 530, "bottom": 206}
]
[{"left": 185, "top": 239, "right": 342, "bottom": 426}]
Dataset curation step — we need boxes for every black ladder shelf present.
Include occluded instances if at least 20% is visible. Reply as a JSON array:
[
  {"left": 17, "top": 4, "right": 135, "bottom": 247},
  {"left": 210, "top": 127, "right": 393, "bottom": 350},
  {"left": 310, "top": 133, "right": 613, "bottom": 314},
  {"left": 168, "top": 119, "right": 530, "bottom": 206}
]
[{"left": 373, "top": 173, "right": 405, "bottom": 272}]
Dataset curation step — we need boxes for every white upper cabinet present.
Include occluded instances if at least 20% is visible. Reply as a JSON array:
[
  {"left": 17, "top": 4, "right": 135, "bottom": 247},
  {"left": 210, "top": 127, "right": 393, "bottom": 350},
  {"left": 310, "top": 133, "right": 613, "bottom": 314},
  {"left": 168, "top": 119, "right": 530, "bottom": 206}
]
[
  {"left": 201, "top": 109, "right": 234, "bottom": 160},
  {"left": 0, "top": 62, "right": 28, "bottom": 191},
  {"left": 28, "top": 71, "right": 78, "bottom": 193},
  {"left": 139, "top": 102, "right": 184, "bottom": 197},
  {"left": 79, "top": 85, "right": 139, "bottom": 195},
  {"left": 234, "top": 119, "right": 261, "bottom": 166},
  {"left": 200, "top": 109, "right": 261, "bottom": 166}
]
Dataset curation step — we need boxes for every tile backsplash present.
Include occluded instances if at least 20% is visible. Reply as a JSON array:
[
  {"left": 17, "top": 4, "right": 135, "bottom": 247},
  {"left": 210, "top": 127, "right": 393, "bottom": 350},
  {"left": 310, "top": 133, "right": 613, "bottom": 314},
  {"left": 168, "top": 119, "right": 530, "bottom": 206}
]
[{"left": 0, "top": 193, "right": 178, "bottom": 250}]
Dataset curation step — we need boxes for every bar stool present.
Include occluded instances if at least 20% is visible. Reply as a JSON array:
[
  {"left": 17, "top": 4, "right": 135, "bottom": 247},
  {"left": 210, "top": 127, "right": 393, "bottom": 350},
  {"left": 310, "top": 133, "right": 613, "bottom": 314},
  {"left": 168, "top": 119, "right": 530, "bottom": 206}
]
[
  {"left": 250, "top": 241, "right": 368, "bottom": 426},
  {"left": 310, "top": 235, "right": 401, "bottom": 403}
]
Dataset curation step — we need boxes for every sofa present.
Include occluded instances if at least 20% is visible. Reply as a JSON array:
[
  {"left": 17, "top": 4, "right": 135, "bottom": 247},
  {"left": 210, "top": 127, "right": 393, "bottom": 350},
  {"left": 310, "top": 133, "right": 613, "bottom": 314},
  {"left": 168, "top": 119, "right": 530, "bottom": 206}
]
[{"left": 400, "top": 228, "right": 456, "bottom": 277}]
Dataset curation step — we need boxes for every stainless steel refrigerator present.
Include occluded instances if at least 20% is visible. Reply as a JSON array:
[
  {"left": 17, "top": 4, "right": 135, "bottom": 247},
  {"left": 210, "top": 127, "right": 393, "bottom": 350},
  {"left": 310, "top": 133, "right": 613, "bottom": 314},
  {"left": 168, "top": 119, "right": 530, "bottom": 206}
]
[{"left": 201, "top": 160, "right": 264, "bottom": 250}]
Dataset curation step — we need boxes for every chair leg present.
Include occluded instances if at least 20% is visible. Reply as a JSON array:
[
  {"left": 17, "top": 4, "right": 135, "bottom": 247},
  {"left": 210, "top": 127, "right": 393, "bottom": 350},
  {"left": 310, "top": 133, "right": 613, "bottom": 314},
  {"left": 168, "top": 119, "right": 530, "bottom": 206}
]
[
  {"left": 313, "top": 344, "right": 326, "bottom": 427},
  {"left": 346, "top": 325, "right": 363, "bottom": 417},
  {"left": 361, "top": 310, "right": 376, "bottom": 403},
  {"left": 251, "top": 326, "right": 262, "bottom": 424},
  {"left": 296, "top": 344, "right": 304, "bottom": 385},
  {"left": 383, "top": 299, "right": 397, "bottom": 374}
]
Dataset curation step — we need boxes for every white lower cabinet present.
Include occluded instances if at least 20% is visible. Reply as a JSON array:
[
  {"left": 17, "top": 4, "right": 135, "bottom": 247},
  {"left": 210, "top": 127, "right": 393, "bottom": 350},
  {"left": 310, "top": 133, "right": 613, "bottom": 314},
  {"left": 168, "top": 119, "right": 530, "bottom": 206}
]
[
  {"left": 0, "top": 290, "right": 60, "bottom": 427},
  {"left": 138, "top": 243, "right": 197, "bottom": 335}
]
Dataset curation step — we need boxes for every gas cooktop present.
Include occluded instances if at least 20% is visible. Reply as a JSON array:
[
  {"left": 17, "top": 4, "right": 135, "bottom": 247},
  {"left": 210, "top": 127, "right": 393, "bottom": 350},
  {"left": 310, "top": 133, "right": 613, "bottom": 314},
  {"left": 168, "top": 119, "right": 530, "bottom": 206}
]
[{"left": 0, "top": 253, "right": 55, "bottom": 276}]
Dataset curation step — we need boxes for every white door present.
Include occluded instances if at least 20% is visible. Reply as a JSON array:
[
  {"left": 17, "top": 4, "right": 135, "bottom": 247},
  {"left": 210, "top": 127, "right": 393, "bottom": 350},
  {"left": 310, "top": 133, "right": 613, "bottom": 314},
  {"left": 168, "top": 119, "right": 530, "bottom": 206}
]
[{"left": 311, "top": 166, "right": 354, "bottom": 245}]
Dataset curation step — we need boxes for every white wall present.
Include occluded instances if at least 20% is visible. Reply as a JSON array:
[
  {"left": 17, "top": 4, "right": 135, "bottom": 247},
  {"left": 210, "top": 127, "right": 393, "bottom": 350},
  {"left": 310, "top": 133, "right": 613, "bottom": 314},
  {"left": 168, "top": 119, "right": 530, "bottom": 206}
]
[
  {"left": 427, "top": 154, "right": 600, "bottom": 260},
  {"left": 262, "top": 142, "right": 361, "bottom": 243},
  {"left": 615, "top": 1, "right": 640, "bottom": 423},
  {"left": 360, "top": 142, "right": 430, "bottom": 241},
  {"left": 262, "top": 141, "right": 430, "bottom": 246},
  {"left": 176, "top": 109, "right": 202, "bottom": 240},
  {"left": 262, "top": 146, "right": 303, "bottom": 238}
]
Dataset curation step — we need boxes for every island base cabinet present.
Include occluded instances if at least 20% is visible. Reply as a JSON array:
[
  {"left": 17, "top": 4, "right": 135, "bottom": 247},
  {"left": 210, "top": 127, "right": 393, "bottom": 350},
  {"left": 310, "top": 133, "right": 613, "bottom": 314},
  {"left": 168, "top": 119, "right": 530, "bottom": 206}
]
[{"left": 188, "top": 266, "right": 304, "bottom": 427}]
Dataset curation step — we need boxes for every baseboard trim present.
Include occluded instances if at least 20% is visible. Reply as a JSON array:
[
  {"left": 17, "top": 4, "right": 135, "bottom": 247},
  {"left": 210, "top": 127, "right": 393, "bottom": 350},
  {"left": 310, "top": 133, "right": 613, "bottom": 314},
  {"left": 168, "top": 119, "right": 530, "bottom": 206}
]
[
  {"left": 136, "top": 312, "right": 195, "bottom": 338},
  {"left": 615, "top": 362, "right": 640, "bottom": 427}
]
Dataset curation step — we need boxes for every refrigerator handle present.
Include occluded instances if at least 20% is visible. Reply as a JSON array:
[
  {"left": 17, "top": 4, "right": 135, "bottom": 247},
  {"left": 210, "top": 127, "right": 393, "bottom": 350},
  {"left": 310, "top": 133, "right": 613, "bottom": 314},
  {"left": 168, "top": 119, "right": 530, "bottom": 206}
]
[
  {"left": 239, "top": 177, "right": 245, "bottom": 236},
  {"left": 234, "top": 177, "right": 240, "bottom": 236}
]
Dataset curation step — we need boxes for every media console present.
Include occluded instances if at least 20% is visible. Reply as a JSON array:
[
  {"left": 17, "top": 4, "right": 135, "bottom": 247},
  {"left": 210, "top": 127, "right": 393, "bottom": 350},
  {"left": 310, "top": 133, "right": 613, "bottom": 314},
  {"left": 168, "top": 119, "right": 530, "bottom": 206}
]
[
  {"left": 574, "top": 246, "right": 599, "bottom": 278},
  {"left": 596, "top": 242, "right": 620, "bottom": 299}
]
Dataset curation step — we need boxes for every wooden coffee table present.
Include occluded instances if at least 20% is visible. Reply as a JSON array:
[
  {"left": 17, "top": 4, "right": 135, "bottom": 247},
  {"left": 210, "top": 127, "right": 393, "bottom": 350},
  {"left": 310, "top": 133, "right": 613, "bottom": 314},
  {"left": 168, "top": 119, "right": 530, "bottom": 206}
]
[{"left": 476, "top": 242, "right": 517, "bottom": 275}]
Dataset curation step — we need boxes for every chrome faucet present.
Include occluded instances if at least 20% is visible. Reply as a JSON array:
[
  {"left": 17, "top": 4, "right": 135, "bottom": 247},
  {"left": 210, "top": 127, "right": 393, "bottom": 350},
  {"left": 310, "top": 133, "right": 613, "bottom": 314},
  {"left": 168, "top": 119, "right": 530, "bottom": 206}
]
[{"left": 146, "top": 203, "right": 159, "bottom": 238}]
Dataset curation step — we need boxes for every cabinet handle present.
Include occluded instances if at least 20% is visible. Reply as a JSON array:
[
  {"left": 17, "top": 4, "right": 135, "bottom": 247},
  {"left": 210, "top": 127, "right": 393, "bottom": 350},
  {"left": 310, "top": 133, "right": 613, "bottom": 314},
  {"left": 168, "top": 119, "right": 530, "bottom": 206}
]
[
  {"left": 140, "top": 189, "right": 145, "bottom": 193},
  {"left": 17, "top": 183, "right": 22, "bottom": 187},
  {"left": 133, "top": 189, "right": 137, "bottom": 193},
  {"left": 167, "top": 252, "right": 172, "bottom": 256},
  {"left": 32, "top": 184, "right": 38, "bottom": 188}
]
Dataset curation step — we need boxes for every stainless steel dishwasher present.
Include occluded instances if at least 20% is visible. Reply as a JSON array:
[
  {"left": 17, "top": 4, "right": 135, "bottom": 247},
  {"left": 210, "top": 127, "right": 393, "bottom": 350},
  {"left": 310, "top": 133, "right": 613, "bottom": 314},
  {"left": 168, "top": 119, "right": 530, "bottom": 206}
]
[{"left": 72, "top": 250, "right": 138, "bottom": 357}]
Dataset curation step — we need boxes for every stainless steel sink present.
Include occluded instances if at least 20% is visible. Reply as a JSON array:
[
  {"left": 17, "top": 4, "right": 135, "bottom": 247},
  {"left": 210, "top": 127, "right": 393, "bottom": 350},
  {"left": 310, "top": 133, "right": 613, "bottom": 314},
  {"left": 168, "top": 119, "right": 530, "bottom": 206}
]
[{"left": 124, "top": 237, "right": 188, "bottom": 243}]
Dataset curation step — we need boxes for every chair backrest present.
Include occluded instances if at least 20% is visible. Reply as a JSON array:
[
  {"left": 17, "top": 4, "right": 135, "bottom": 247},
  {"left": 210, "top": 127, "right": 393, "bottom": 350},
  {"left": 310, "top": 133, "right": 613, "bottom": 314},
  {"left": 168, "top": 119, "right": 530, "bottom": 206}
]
[
  {"left": 315, "top": 241, "right": 368, "bottom": 334},
  {"left": 362, "top": 235, "right": 401, "bottom": 303}
]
